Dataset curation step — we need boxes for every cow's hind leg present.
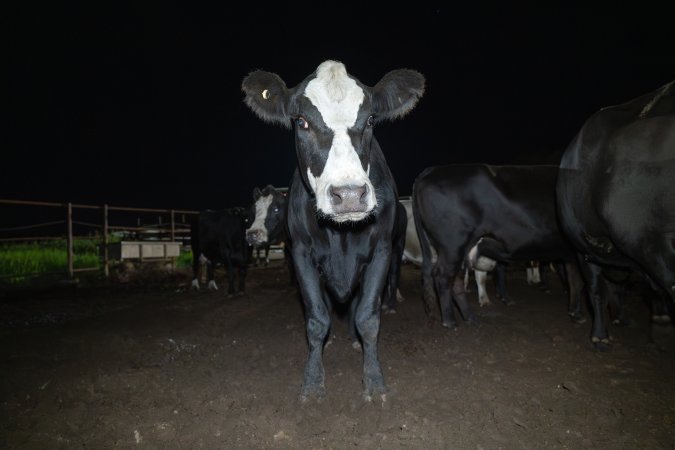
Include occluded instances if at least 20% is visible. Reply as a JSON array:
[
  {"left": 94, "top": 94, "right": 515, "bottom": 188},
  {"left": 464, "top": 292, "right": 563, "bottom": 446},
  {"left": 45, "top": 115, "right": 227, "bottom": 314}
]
[
  {"left": 493, "top": 264, "right": 514, "bottom": 305},
  {"left": 452, "top": 275, "right": 479, "bottom": 324},
  {"left": 225, "top": 259, "right": 236, "bottom": 297},
  {"left": 433, "top": 265, "right": 458, "bottom": 328},
  {"left": 577, "top": 257, "right": 611, "bottom": 351},
  {"left": 474, "top": 270, "right": 491, "bottom": 306},
  {"left": 206, "top": 261, "right": 218, "bottom": 291}
]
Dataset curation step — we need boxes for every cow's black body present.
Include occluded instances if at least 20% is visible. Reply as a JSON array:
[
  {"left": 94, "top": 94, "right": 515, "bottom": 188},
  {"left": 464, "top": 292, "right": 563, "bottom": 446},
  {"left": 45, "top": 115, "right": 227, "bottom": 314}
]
[
  {"left": 413, "top": 164, "right": 584, "bottom": 327},
  {"left": 242, "top": 60, "right": 424, "bottom": 401},
  {"left": 191, "top": 207, "right": 252, "bottom": 296},
  {"left": 556, "top": 79, "right": 675, "bottom": 350}
]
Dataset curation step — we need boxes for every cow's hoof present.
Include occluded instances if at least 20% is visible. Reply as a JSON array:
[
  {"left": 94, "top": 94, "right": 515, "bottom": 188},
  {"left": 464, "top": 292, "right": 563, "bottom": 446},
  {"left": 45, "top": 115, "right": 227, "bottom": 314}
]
[
  {"left": 351, "top": 341, "right": 362, "bottom": 351},
  {"left": 384, "top": 308, "right": 397, "bottom": 315},
  {"left": 362, "top": 391, "right": 388, "bottom": 405},
  {"left": 612, "top": 318, "right": 632, "bottom": 327},
  {"left": 652, "top": 314, "right": 672, "bottom": 325},
  {"left": 465, "top": 315, "right": 480, "bottom": 326},
  {"left": 441, "top": 320, "right": 459, "bottom": 329},
  {"left": 362, "top": 383, "right": 387, "bottom": 403},
  {"left": 502, "top": 298, "right": 516, "bottom": 306},
  {"left": 299, "top": 384, "right": 326, "bottom": 404},
  {"left": 569, "top": 313, "right": 586, "bottom": 324},
  {"left": 591, "top": 336, "right": 611, "bottom": 352}
]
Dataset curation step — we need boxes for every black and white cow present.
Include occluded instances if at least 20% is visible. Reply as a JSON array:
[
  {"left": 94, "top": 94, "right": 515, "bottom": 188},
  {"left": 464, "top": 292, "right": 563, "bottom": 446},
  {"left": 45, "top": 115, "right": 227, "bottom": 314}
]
[
  {"left": 242, "top": 60, "right": 424, "bottom": 401},
  {"left": 245, "top": 185, "right": 288, "bottom": 266},
  {"left": 190, "top": 207, "right": 252, "bottom": 297},
  {"left": 412, "top": 164, "right": 585, "bottom": 328},
  {"left": 556, "top": 79, "right": 675, "bottom": 350}
]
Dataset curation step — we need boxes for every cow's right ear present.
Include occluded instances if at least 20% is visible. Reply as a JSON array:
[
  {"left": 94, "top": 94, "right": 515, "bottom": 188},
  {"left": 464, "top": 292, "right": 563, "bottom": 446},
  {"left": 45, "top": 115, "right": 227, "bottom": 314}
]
[
  {"left": 242, "top": 71, "right": 291, "bottom": 129},
  {"left": 253, "top": 187, "right": 262, "bottom": 201}
]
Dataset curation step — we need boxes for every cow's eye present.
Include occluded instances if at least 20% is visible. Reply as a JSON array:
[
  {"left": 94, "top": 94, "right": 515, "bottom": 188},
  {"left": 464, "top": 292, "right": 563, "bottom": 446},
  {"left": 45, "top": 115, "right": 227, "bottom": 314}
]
[
  {"left": 273, "top": 207, "right": 279, "bottom": 213},
  {"left": 296, "top": 116, "right": 309, "bottom": 129},
  {"left": 367, "top": 115, "right": 375, "bottom": 126}
]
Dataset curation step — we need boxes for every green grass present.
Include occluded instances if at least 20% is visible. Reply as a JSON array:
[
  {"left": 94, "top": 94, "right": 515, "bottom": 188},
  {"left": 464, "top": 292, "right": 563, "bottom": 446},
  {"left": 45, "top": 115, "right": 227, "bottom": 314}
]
[
  {"left": 0, "top": 238, "right": 193, "bottom": 283},
  {"left": 0, "top": 240, "right": 99, "bottom": 282},
  {"left": 176, "top": 250, "right": 193, "bottom": 269}
]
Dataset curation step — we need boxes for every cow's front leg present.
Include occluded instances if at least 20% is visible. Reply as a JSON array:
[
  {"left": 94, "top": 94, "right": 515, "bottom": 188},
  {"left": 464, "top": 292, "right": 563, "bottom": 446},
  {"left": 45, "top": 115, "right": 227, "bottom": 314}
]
[
  {"left": 355, "top": 252, "right": 389, "bottom": 401},
  {"left": 293, "top": 250, "right": 331, "bottom": 402},
  {"left": 237, "top": 266, "right": 246, "bottom": 296},
  {"left": 225, "top": 260, "right": 236, "bottom": 297}
]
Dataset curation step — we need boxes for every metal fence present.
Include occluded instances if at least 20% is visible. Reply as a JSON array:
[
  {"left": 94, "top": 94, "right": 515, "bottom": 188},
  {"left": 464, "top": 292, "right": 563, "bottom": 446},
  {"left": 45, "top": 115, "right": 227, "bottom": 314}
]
[{"left": 0, "top": 199, "right": 198, "bottom": 279}]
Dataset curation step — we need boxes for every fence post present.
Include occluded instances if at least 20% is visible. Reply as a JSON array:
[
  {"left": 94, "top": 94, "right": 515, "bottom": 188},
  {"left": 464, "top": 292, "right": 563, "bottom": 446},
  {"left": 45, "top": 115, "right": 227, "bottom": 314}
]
[
  {"left": 170, "top": 209, "right": 176, "bottom": 268},
  {"left": 170, "top": 210, "right": 175, "bottom": 241},
  {"left": 67, "top": 202, "right": 74, "bottom": 278},
  {"left": 103, "top": 204, "right": 109, "bottom": 277}
]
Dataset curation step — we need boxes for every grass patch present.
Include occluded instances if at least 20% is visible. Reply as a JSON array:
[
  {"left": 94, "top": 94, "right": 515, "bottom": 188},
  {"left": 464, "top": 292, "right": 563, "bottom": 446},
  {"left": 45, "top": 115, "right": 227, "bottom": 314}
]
[
  {"left": 176, "top": 250, "right": 193, "bottom": 269},
  {"left": 0, "top": 238, "right": 194, "bottom": 283},
  {"left": 0, "top": 238, "right": 104, "bottom": 283}
]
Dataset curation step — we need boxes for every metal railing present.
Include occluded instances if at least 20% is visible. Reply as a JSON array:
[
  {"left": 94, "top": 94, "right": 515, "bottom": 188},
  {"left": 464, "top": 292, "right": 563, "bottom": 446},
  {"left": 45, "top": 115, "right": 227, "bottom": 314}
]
[{"left": 0, "top": 199, "right": 198, "bottom": 279}]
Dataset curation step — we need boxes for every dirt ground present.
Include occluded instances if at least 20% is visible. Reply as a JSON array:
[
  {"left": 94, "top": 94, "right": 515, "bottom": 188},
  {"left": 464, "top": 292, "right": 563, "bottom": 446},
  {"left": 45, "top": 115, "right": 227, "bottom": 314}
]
[{"left": 1, "top": 260, "right": 674, "bottom": 449}]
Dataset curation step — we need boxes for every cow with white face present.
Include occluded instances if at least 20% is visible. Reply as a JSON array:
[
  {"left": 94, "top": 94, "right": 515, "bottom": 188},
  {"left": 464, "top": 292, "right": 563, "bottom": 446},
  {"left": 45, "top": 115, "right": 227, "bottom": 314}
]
[
  {"left": 245, "top": 185, "right": 287, "bottom": 266},
  {"left": 242, "top": 60, "right": 424, "bottom": 402}
]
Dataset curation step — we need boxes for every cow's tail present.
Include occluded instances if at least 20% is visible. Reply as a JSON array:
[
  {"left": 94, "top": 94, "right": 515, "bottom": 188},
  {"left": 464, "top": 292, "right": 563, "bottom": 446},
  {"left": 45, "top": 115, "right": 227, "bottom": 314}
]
[{"left": 412, "top": 182, "right": 437, "bottom": 318}]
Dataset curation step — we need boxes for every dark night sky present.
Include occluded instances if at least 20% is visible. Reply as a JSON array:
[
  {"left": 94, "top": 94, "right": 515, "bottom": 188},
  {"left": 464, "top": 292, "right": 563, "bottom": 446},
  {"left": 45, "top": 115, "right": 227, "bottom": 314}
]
[{"left": 5, "top": 3, "right": 675, "bottom": 210}]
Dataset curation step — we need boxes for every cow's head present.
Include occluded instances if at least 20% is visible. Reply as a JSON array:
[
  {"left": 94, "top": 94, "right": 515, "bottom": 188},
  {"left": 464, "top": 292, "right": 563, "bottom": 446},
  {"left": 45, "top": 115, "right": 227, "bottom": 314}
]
[
  {"left": 246, "top": 185, "right": 287, "bottom": 247},
  {"left": 242, "top": 60, "right": 424, "bottom": 223}
]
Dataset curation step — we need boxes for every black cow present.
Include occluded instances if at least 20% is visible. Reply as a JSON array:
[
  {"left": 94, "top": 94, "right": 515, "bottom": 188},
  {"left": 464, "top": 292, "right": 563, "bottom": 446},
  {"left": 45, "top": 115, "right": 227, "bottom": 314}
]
[
  {"left": 245, "top": 185, "right": 288, "bottom": 266},
  {"left": 556, "top": 79, "right": 675, "bottom": 350},
  {"left": 190, "top": 207, "right": 252, "bottom": 297},
  {"left": 413, "top": 164, "right": 585, "bottom": 328},
  {"left": 242, "top": 60, "right": 424, "bottom": 401}
]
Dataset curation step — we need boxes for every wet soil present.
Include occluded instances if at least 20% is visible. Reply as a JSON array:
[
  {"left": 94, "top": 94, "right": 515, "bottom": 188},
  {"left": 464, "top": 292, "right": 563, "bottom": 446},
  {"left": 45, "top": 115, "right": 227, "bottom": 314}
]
[{"left": 1, "top": 261, "right": 674, "bottom": 449}]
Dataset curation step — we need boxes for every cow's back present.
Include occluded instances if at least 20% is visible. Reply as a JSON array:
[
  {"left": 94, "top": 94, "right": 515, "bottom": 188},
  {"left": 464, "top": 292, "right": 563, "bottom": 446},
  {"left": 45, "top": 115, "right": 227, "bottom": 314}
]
[
  {"left": 415, "top": 164, "right": 566, "bottom": 261},
  {"left": 557, "top": 80, "right": 675, "bottom": 270}
]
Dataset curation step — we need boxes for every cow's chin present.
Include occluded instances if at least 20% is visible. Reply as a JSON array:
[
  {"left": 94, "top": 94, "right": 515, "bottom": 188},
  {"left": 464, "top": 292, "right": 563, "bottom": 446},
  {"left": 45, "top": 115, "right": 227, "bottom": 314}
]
[{"left": 325, "top": 210, "right": 372, "bottom": 224}]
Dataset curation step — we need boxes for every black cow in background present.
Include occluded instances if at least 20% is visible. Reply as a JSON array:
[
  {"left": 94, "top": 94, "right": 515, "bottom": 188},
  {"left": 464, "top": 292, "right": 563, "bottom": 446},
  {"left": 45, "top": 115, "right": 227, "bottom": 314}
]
[
  {"left": 556, "top": 79, "right": 675, "bottom": 350},
  {"left": 242, "top": 59, "right": 424, "bottom": 402},
  {"left": 413, "top": 164, "right": 585, "bottom": 328},
  {"left": 190, "top": 207, "right": 252, "bottom": 297},
  {"left": 245, "top": 185, "right": 288, "bottom": 266}
]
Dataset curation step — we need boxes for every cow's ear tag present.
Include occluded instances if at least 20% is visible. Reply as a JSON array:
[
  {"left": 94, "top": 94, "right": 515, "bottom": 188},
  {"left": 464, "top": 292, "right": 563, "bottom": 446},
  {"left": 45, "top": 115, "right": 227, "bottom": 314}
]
[{"left": 262, "top": 89, "right": 270, "bottom": 100}]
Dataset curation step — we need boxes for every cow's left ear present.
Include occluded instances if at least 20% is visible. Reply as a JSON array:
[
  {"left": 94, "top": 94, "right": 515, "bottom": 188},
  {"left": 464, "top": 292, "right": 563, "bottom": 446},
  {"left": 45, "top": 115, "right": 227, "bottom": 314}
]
[
  {"left": 253, "top": 187, "right": 262, "bottom": 201},
  {"left": 242, "top": 71, "right": 291, "bottom": 129},
  {"left": 372, "top": 69, "right": 425, "bottom": 122}
]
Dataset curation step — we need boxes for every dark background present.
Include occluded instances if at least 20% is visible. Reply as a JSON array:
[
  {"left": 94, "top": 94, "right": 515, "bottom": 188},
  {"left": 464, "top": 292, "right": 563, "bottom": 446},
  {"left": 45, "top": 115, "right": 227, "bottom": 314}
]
[{"left": 5, "top": 3, "right": 675, "bottom": 210}]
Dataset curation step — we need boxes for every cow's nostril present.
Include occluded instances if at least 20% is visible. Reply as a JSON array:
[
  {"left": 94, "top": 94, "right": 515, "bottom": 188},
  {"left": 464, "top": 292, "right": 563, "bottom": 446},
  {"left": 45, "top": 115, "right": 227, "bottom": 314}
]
[
  {"left": 330, "top": 185, "right": 343, "bottom": 206},
  {"left": 358, "top": 184, "right": 368, "bottom": 204},
  {"left": 329, "top": 184, "right": 369, "bottom": 211}
]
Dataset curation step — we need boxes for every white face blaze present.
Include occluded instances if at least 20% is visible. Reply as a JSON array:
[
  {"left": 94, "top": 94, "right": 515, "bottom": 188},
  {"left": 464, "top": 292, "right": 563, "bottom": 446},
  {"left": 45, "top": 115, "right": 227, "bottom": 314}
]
[
  {"left": 247, "top": 194, "right": 273, "bottom": 242},
  {"left": 303, "top": 61, "right": 377, "bottom": 221}
]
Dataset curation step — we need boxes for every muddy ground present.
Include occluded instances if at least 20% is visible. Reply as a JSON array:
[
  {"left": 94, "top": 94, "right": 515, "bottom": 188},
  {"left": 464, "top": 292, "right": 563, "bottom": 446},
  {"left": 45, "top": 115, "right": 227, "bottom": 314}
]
[{"left": 1, "top": 261, "right": 674, "bottom": 449}]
